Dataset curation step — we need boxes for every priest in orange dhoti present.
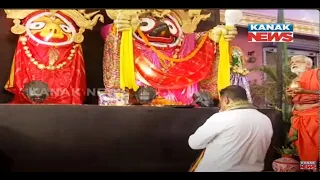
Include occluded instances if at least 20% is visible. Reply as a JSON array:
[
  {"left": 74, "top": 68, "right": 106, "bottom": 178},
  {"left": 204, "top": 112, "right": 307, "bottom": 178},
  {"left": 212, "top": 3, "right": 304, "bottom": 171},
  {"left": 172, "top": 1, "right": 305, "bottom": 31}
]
[{"left": 286, "top": 55, "right": 319, "bottom": 162}]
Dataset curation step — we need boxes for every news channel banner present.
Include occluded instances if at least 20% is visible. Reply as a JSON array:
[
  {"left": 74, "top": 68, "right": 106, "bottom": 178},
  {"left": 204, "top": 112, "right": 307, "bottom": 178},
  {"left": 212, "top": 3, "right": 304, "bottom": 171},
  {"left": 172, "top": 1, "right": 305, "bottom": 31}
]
[
  {"left": 300, "top": 161, "right": 317, "bottom": 171},
  {"left": 248, "top": 23, "right": 294, "bottom": 42}
]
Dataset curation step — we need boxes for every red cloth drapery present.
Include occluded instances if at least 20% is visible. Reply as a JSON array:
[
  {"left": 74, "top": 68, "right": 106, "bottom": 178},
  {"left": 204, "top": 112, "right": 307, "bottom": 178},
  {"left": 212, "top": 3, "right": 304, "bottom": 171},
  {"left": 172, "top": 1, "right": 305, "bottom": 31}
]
[
  {"left": 134, "top": 38, "right": 215, "bottom": 89},
  {"left": 5, "top": 37, "right": 86, "bottom": 104},
  {"left": 289, "top": 68, "right": 319, "bottom": 161}
]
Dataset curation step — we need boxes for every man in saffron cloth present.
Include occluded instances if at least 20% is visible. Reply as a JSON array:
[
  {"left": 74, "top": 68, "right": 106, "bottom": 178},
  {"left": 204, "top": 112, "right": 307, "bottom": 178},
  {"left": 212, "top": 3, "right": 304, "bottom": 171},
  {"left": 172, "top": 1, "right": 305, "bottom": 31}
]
[
  {"left": 188, "top": 85, "right": 273, "bottom": 172},
  {"left": 4, "top": 10, "right": 103, "bottom": 104},
  {"left": 101, "top": 10, "right": 238, "bottom": 105},
  {"left": 286, "top": 55, "right": 319, "bottom": 162}
]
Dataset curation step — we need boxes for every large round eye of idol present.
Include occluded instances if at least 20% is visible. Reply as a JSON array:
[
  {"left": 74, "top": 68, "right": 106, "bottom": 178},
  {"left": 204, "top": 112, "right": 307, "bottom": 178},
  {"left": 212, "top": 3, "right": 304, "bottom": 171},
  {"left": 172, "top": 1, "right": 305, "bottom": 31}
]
[
  {"left": 29, "top": 22, "right": 46, "bottom": 30},
  {"left": 139, "top": 17, "right": 157, "bottom": 33},
  {"left": 59, "top": 24, "right": 72, "bottom": 33},
  {"left": 163, "top": 19, "right": 179, "bottom": 36}
]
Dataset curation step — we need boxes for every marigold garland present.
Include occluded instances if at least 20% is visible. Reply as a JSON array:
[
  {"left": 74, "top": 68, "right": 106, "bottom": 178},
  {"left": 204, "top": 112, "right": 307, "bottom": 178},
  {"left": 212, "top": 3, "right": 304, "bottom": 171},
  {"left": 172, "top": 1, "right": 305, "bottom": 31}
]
[
  {"left": 136, "top": 29, "right": 209, "bottom": 63},
  {"left": 112, "top": 24, "right": 210, "bottom": 63}
]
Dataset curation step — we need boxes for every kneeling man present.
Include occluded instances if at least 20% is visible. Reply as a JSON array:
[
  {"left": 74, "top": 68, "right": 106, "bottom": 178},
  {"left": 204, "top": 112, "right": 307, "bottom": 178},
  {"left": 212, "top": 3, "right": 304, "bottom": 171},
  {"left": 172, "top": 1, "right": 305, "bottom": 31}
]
[{"left": 188, "top": 85, "right": 273, "bottom": 172}]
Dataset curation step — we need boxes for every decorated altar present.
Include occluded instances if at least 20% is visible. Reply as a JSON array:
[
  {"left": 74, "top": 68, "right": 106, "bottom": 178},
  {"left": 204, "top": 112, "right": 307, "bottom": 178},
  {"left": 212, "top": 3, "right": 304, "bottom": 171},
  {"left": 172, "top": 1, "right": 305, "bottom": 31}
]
[
  {"left": 98, "top": 9, "right": 253, "bottom": 106},
  {"left": 0, "top": 9, "right": 253, "bottom": 106}
]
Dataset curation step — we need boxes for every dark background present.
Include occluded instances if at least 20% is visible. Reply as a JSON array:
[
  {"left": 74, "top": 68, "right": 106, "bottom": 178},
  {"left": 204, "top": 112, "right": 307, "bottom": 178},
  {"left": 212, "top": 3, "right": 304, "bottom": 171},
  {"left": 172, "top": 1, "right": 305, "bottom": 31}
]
[
  {"left": 0, "top": 105, "right": 281, "bottom": 172},
  {"left": 0, "top": 9, "right": 219, "bottom": 104}
]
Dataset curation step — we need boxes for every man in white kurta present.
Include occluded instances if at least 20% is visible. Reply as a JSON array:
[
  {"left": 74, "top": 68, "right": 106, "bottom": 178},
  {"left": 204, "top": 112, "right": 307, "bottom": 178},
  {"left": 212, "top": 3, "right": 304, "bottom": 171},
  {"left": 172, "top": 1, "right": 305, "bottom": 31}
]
[{"left": 188, "top": 85, "right": 273, "bottom": 172}]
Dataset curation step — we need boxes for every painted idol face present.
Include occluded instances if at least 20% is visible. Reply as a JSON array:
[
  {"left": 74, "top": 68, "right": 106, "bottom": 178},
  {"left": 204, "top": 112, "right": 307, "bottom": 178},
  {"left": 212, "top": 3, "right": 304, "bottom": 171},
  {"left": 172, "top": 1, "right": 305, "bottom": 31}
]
[
  {"left": 133, "top": 14, "right": 183, "bottom": 48},
  {"left": 25, "top": 11, "right": 76, "bottom": 46}
]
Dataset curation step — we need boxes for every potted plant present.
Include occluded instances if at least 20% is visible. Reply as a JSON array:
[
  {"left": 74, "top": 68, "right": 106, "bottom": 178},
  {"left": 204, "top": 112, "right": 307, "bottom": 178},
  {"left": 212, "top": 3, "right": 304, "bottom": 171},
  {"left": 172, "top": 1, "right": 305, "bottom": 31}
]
[
  {"left": 250, "top": 65, "right": 302, "bottom": 172},
  {"left": 272, "top": 144, "right": 300, "bottom": 172}
]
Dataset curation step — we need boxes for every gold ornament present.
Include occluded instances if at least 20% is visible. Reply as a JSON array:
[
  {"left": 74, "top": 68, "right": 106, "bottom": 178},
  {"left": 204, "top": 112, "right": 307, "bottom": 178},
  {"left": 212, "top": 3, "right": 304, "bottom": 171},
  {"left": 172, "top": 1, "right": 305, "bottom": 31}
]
[
  {"left": 11, "top": 19, "right": 26, "bottom": 34},
  {"left": 106, "top": 10, "right": 146, "bottom": 31},
  {"left": 105, "top": 9, "right": 211, "bottom": 34},
  {"left": 106, "top": 9, "right": 144, "bottom": 21},
  {"left": 19, "top": 36, "right": 78, "bottom": 70},
  {"left": 223, "top": 100, "right": 255, "bottom": 111},
  {"left": 74, "top": 27, "right": 85, "bottom": 44},
  {"left": 4, "top": 9, "right": 104, "bottom": 43},
  {"left": 173, "top": 10, "right": 211, "bottom": 34},
  {"left": 48, "top": 48, "right": 60, "bottom": 66}
]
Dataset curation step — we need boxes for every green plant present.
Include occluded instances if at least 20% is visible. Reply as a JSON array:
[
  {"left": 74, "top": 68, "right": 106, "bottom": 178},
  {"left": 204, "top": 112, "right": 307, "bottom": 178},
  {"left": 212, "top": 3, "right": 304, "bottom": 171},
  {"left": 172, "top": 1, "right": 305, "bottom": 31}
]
[
  {"left": 250, "top": 65, "right": 296, "bottom": 106},
  {"left": 250, "top": 64, "right": 297, "bottom": 153},
  {"left": 275, "top": 133, "right": 298, "bottom": 156},
  {"left": 249, "top": 65, "right": 296, "bottom": 124},
  {"left": 274, "top": 144, "right": 298, "bottom": 156}
]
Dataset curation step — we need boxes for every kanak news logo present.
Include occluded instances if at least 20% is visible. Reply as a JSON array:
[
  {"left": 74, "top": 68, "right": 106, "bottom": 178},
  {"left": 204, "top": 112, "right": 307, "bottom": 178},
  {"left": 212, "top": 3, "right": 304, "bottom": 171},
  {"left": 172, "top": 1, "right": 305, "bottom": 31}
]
[
  {"left": 248, "top": 23, "right": 294, "bottom": 42},
  {"left": 300, "top": 161, "right": 317, "bottom": 170}
]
